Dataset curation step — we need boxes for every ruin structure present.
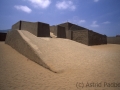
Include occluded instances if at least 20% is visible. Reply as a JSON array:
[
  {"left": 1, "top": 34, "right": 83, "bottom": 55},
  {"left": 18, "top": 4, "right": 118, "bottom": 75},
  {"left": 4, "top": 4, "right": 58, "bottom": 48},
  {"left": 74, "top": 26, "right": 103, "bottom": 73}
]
[
  {"left": 2, "top": 20, "right": 107, "bottom": 45},
  {"left": 50, "top": 22, "right": 107, "bottom": 45},
  {"left": 12, "top": 20, "right": 50, "bottom": 37},
  {"left": 107, "top": 37, "right": 120, "bottom": 44}
]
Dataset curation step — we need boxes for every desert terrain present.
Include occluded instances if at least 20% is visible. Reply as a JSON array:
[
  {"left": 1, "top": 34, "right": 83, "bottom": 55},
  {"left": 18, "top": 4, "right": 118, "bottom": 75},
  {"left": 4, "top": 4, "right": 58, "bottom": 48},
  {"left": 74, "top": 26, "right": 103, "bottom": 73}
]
[{"left": 0, "top": 39, "right": 120, "bottom": 90}]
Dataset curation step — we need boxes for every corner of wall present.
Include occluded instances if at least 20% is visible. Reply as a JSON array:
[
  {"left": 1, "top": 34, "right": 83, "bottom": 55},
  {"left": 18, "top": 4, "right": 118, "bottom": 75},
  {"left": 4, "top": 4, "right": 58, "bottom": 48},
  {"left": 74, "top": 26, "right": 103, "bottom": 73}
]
[
  {"left": 19, "top": 20, "right": 22, "bottom": 30},
  {"left": 87, "top": 30, "right": 89, "bottom": 45},
  {"left": 71, "top": 30, "right": 73, "bottom": 40},
  {"left": 37, "top": 22, "right": 39, "bottom": 37}
]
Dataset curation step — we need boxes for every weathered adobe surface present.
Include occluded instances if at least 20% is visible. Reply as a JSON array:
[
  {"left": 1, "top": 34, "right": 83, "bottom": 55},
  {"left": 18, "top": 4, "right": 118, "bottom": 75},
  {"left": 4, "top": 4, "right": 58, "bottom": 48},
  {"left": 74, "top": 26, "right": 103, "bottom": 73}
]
[{"left": 5, "top": 29, "right": 120, "bottom": 74}]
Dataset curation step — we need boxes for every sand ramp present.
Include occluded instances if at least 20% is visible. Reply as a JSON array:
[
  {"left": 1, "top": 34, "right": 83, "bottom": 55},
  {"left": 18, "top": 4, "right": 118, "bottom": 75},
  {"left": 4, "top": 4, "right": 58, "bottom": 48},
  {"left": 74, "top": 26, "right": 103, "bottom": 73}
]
[{"left": 5, "top": 30, "right": 120, "bottom": 73}]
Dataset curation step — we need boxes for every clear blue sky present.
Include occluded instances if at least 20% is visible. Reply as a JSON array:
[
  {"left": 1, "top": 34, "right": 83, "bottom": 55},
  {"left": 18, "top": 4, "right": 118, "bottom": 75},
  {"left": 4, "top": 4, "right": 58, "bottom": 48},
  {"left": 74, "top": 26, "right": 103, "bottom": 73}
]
[{"left": 0, "top": 0, "right": 120, "bottom": 36}]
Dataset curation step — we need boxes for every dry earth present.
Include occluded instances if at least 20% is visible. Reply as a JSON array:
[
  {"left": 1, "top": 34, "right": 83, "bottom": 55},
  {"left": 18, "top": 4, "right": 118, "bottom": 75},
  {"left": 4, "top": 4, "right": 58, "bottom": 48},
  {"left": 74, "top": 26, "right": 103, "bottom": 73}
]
[{"left": 0, "top": 41, "right": 120, "bottom": 90}]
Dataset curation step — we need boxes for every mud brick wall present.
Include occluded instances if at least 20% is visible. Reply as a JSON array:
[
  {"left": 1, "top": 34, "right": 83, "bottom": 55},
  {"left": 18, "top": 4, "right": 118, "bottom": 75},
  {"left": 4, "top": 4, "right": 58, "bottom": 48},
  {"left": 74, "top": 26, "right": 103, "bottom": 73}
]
[
  {"left": 59, "top": 22, "right": 69, "bottom": 30},
  {"left": 12, "top": 21, "right": 21, "bottom": 30},
  {"left": 102, "top": 35, "right": 107, "bottom": 44},
  {"left": 88, "top": 30, "right": 107, "bottom": 45},
  {"left": 59, "top": 22, "right": 86, "bottom": 30},
  {"left": 0, "top": 33, "right": 7, "bottom": 41},
  {"left": 57, "top": 25, "right": 66, "bottom": 38},
  {"left": 107, "top": 37, "right": 120, "bottom": 44},
  {"left": 65, "top": 30, "right": 72, "bottom": 39},
  {"left": 59, "top": 23, "right": 72, "bottom": 39},
  {"left": 72, "top": 30, "right": 89, "bottom": 45},
  {"left": 20, "top": 21, "right": 38, "bottom": 36},
  {"left": 50, "top": 25, "right": 66, "bottom": 38},
  {"left": 11, "top": 21, "right": 50, "bottom": 37},
  {"left": 69, "top": 24, "right": 86, "bottom": 30},
  {"left": 50, "top": 25, "right": 57, "bottom": 36},
  {"left": 37, "top": 22, "right": 50, "bottom": 37},
  {"left": 59, "top": 22, "right": 87, "bottom": 39}
]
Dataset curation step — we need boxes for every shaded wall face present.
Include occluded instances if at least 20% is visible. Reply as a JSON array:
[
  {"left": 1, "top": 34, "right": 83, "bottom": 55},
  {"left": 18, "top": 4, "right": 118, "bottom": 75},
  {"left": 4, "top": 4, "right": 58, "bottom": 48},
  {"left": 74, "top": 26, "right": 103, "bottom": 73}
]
[
  {"left": 72, "top": 30, "right": 88, "bottom": 45},
  {"left": 58, "top": 23, "right": 75, "bottom": 39},
  {"left": 21, "top": 21, "right": 38, "bottom": 36},
  {"left": 57, "top": 26, "right": 66, "bottom": 38},
  {"left": 88, "top": 31, "right": 107, "bottom": 45},
  {"left": 66, "top": 30, "right": 72, "bottom": 39},
  {"left": 102, "top": 36, "right": 107, "bottom": 44},
  {"left": 38, "top": 22, "right": 50, "bottom": 37},
  {"left": 12, "top": 21, "right": 21, "bottom": 30},
  {"left": 50, "top": 26, "right": 66, "bottom": 38},
  {"left": 107, "top": 37, "right": 120, "bottom": 44},
  {"left": 68, "top": 23, "right": 74, "bottom": 30},
  {"left": 0, "top": 33, "right": 7, "bottom": 41},
  {"left": 59, "top": 23, "right": 83, "bottom": 30},
  {"left": 59, "top": 23, "right": 69, "bottom": 30},
  {"left": 58, "top": 23, "right": 72, "bottom": 39},
  {"left": 69, "top": 24, "right": 86, "bottom": 30}
]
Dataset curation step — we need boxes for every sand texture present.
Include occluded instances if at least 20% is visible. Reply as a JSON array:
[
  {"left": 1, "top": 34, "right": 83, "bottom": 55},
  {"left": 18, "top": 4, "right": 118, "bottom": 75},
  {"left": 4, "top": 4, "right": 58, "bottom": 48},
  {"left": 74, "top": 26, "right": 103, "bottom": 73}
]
[
  {"left": 0, "top": 30, "right": 120, "bottom": 89},
  {"left": 5, "top": 30, "right": 120, "bottom": 73},
  {"left": 0, "top": 42, "right": 120, "bottom": 90}
]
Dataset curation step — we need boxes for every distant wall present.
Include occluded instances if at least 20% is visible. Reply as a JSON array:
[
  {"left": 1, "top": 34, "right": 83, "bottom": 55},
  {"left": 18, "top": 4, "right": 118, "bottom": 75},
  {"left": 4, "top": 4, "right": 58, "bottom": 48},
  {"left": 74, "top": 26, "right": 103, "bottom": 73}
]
[
  {"left": 59, "top": 22, "right": 86, "bottom": 30},
  {"left": 50, "top": 26, "right": 57, "bottom": 36},
  {"left": 57, "top": 26, "right": 66, "bottom": 38},
  {"left": 69, "top": 24, "right": 86, "bottom": 30},
  {"left": 59, "top": 23, "right": 69, "bottom": 30},
  {"left": 72, "top": 30, "right": 88, "bottom": 45},
  {"left": 58, "top": 22, "right": 87, "bottom": 39},
  {"left": 71, "top": 30, "right": 107, "bottom": 46},
  {"left": 0, "top": 33, "right": 7, "bottom": 41},
  {"left": 88, "top": 30, "right": 107, "bottom": 46},
  {"left": 107, "top": 37, "right": 120, "bottom": 44},
  {"left": 11, "top": 21, "right": 50, "bottom": 37},
  {"left": 58, "top": 23, "right": 74, "bottom": 39},
  {"left": 37, "top": 22, "right": 50, "bottom": 37},
  {"left": 50, "top": 25, "right": 66, "bottom": 38}
]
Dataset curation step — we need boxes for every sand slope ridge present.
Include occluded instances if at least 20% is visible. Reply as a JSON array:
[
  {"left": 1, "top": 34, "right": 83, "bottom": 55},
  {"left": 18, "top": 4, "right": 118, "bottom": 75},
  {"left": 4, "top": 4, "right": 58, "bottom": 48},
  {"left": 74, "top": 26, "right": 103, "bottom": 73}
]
[{"left": 5, "top": 30, "right": 120, "bottom": 74}]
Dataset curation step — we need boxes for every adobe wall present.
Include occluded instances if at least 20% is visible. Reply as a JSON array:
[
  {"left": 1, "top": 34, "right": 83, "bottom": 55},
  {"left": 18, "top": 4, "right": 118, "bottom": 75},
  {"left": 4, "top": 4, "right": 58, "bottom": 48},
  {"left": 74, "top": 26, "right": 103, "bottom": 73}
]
[
  {"left": 107, "top": 37, "right": 120, "bottom": 44},
  {"left": 58, "top": 23, "right": 73, "bottom": 39},
  {"left": 20, "top": 21, "right": 38, "bottom": 36},
  {"left": 58, "top": 22, "right": 87, "bottom": 39},
  {"left": 50, "top": 25, "right": 66, "bottom": 38},
  {"left": 88, "top": 30, "right": 107, "bottom": 45},
  {"left": 59, "top": 22, "right": 86, "bottom": 30},
  {"left": 66, "top": 30, "right": 72, "bottom": 39},
  {"left": 12, "top": 21, "right": 21, "bottom": 30},
  {"left": 57, "top": 25, "right": 66, "bottom": 38},
  {"left": 50, "top": 25, "right": 57, "bottom": 36},
  {"left": 69, "top": 24, "right": 86, "bottom": 30},
  {"left": 37, "top": 22, "right": 50, "bottom": 37},
  {"left": 11, "top": 21, "right": 50, "bottom": 37},
  {"left": 0, "top": 33, "right": 7, "bottom": 41},
  {"left": 71, "top": 30, "right": 88, "bottom": 45},
  {"left": 59, "top": 23, "right": 69, "bottom": 30}
]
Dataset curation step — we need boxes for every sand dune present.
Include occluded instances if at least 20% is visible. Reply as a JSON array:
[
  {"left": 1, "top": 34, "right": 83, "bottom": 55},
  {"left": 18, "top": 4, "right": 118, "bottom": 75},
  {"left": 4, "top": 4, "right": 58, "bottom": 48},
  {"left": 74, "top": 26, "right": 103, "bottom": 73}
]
[
  {"left": 1, "top": 29, "right": 120, "bottom": 90},
  {"left": 5, "top": 30, "right": 120, "bottom": 74},
  {"left": 0, "top": 40, "right": 120, "bottom": 90}
]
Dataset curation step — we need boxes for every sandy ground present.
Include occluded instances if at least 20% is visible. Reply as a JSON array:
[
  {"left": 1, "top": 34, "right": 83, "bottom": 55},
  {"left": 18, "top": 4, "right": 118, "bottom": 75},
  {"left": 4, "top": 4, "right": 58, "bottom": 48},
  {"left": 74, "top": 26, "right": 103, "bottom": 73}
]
[{"left": 0, "top": 42, "right": 120, "bottom": 90}]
